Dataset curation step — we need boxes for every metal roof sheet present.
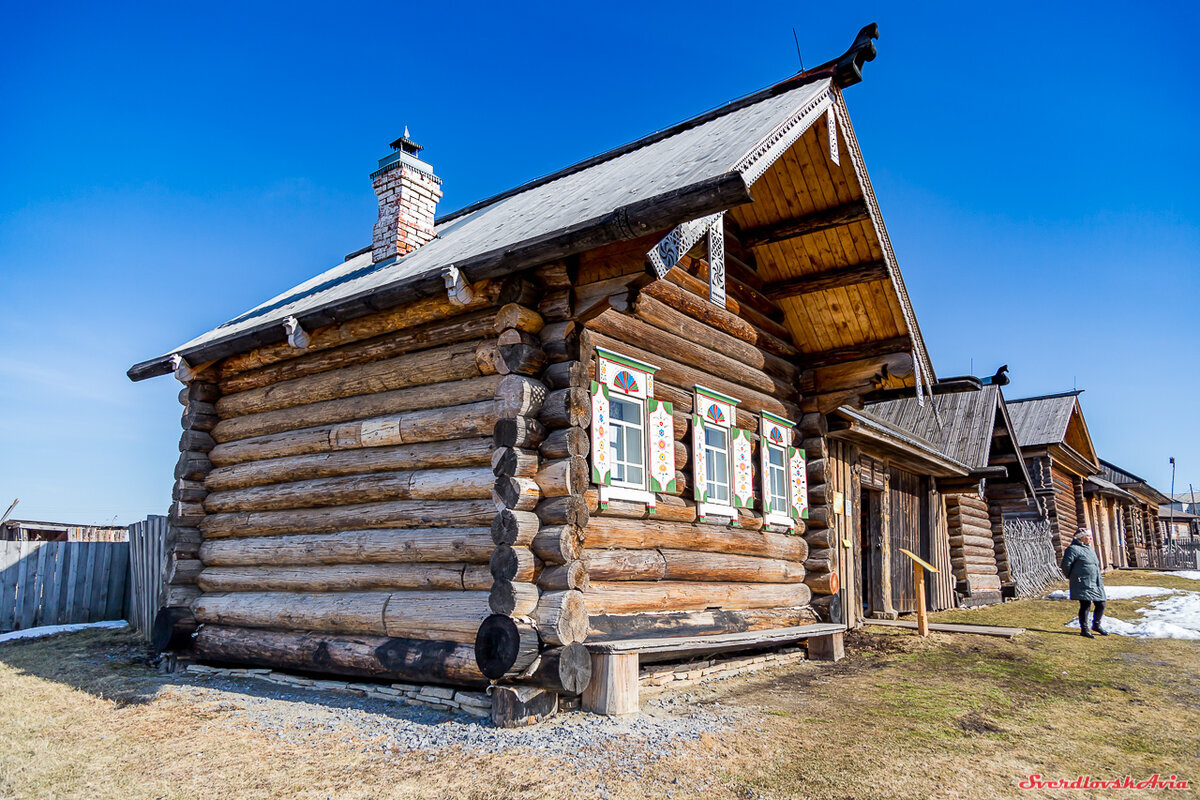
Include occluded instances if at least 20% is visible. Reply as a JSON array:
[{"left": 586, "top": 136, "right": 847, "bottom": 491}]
[{"left": 162, "top": 80, "right": 832, "bottom": 360}]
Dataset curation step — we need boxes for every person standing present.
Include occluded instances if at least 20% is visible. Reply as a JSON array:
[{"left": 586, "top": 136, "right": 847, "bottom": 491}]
[{"left": 1060, "top": 529, "right": 1107, "bottom": 638}]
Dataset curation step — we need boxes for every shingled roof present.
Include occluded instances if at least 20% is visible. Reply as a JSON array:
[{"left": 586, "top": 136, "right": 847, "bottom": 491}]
[
  {"left": 866, "top": 385, "right": 1001, "bottom": 470},
  {"left": 1007, "top": 392, "right": 1083, "bottom": 448},
  {"left": 128, "top": 24, "right": 936, "bottom": 389}
]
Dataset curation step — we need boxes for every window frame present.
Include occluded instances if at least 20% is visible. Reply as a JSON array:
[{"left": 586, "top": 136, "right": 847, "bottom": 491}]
[
  {"left": 591, "top": 347, "right": 672, "bottom": 509},
  {"left": 693, "top": 385, "right": 741, "bottom": 521},
  {"left": 607, "top": 393, "right": 646, "bottom": 490},
  {"left": 761, "top": 411, "right": 800, "bottom": 528}
]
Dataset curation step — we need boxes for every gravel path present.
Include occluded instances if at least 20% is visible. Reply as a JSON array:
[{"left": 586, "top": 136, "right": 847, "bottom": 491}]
[{"left": 163, "top": 673, "right": 746, "bottom": 781}]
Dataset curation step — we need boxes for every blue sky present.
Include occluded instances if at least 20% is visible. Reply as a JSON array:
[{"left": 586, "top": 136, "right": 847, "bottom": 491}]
[{"left": 1, "top": 1, "right": 1197, "bottom": 523}]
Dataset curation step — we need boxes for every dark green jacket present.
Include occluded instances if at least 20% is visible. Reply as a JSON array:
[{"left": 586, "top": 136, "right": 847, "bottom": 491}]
[{"left": 1060, "top": 538, "right": 1106, "bottom": 602}]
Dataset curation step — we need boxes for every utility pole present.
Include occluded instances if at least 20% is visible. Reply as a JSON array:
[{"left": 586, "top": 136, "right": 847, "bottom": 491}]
[{"left": 1168, "top": 457, "right": 1176, "bottom": 545}]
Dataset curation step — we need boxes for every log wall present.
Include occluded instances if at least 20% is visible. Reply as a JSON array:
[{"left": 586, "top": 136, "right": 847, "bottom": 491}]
[
  {"left": 945, "top": 492, "right": 1002, "bottom": 604},
  {"left": 176, "top": 277, "right": 545, "bottom": 680},
  {"left": 575, "top": 244, "right": 817, "bottom": 639}
]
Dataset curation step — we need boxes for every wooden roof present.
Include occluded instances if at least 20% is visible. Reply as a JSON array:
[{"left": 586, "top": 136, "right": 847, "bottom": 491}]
[
  {"left": 862, "top": 384, "right": 1036, "bottom": 496},
  {"left": 1007, "top": 391, "right": 1100, "bottom": 475},
  {"left": 1099, "top": 459, "right": 1171, "bottom": 505},
  {"left": 130, "top": 25, "right": 935, "bottom": 395}
]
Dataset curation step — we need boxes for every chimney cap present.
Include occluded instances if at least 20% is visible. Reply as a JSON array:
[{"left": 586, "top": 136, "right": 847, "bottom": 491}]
[{"left": 390, "top": 126, "right": 423, "bottom": 155}]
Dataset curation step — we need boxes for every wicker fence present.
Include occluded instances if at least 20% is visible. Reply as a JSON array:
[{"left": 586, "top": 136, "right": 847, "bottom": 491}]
[{"left": 1004, "top": 518, "right": 1062, "bottom": 597}]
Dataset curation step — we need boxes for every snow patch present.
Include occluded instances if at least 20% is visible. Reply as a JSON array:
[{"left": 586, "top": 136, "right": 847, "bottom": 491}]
[
  {"left": 0, "top": 620, "right": 128, "bottom": 644},
  {"left": 1065, "top": 591, "right": 1200, "bottom": 641},
  {"left": 1154, "top": 570, "right": 1200, "bottom": 581},
  {"left": 1046, "top": 586, "right": 1175, "bottom": 600}
]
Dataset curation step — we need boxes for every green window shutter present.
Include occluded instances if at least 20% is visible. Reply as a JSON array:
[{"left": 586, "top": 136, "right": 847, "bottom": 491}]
[
  {"left": 647, "top": 399, "right": 676, "bottom": 493},
  {"left": 590, "top": 381, "right": 612, "bottom": 485}
]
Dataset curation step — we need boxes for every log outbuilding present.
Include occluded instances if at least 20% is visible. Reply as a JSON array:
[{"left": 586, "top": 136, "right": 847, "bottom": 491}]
[{"left": 130, "top": 25, "right": 944, "bottom": 718}]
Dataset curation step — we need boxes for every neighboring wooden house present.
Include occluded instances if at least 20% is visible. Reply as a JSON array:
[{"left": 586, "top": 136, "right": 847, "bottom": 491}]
[
  {"left": 861, "top": 380, "right": 1038, "bottom": 608},
  {"left": 1096, "top": 460, "right": 1170, "bottom": 567},
  {"left": 1007, "top": 391, "right": 1101, "bottom": 558},
  {"left": 0, "top": 519, "right": 127, "bottom": 542},
  {"left": 129, "top": 26, "right": 941, "bottom": 717},
  {"left": 1158, "top": 505, "right": 1200, "bottom": 542}
]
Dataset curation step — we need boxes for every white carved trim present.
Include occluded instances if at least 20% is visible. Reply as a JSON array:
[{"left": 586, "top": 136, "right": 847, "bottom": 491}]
[
  {"left": 699, "top": 502, "right": 737, "bottom": 521},
  {"left": 600, "top": 485, "right": 655, "bottom": 505},
  {"left": 647, "top": 212, "right": 724, "bottom": 279},
  {"left": 765, "top": 512, "right": 796, "bottom": 529},
  {"left": 282, "top": 316, "right": 310, "bottom": 349},
  {"left": 441, "top": 265, "right": 474, "bottom": 305},
  {"left": 732, "top": 84, "right": 833, "bottom": 186},
  {"left": 170, "top": 354, "right": 195, "bottom": 383},
  {"left": 826, "top": 106, "right": 840, "bottom": 166},
  {"left": 707, "top": 216, "right": 726, "bottom": 308}
]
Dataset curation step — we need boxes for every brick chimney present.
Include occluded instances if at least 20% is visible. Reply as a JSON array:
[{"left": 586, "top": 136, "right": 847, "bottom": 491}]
[{"left": 371, "top": 128, "right": 443, "bottom": 263}]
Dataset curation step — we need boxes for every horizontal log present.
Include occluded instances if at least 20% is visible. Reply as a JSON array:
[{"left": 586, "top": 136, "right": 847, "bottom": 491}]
[
  {"left": 537, "top": 560, "right": 588, "bottom": 591},
  {"left": 491, "top": 509, "right": 539, "bottom": 547},
  {"left": 536, "top": 496, "right": 589, "bottom": 528},
  {"left": 494, "top": 374, "right": 546, "bottom": 420},
  {"left": 531, "top": 525, "right": 585, "bottom": 564},
  {"left": 197, "top": 563, "right": 482, "bottom": 593},
  {"left": 206, "top": 438, "right": 492, "bottom": 493},
  {"left": 209, "top": 401, "right": 496, "bottom": 467},
  {"left": 543, "top": 360, "right": 588, "bottom": 391},
  {"left": 493, "top": 476, "right": 541, "bottom": 511},
  {"left": 212, "top": 375, "right": 502, "bottom": 443},
  {"left": 948, "top": 534, "right": 996, "bottom": 550},
  {"left": 539, "top": 387, "right": 591, "bottom": 429},
  {"left": 956, "top": 544, "right": 997, "bottom": 559},
  {"left": 641, "top": 278, "right": 798, "bottom": 359},
  {"left": 539, "top": 426, "right": 589, "bottom": 460},
  {"left": 490, "top": 545, "right": 540, "bottom": 583},
  {"left": 494, "top": 416, "right": 546, "bottom": 448},
  {"left": 216, "top": 278, "right": 507, "bottom": 377},
  {"left": 587, "top": 606, "right": 817, "bottom": 642},
  {"left": 584, "top": 581, "right": 811, "bottom": 614},
  {"left": 194, "top": 590, "right": 393, "bottom": 637},
  {"left": 219, "top": 311, "right": 499, "bottom": 395},
  {"left": 494, "top": 303, "right": 544, "bottom": 335},
  {"left": 180, "top": 429, "right": 216, "bottom": 453},
  {"left": 762, "top": 260, "right": 888, "bottom": 299},
  {"left": 584, "top": 516, "right": 808, "bottom": 562},
  {"left": 805, "top": 571, "right": 839, "bottom": 595},
  {"left": 204, "top": 467, "right": 494, "bottom": 513},
  {"left": 217, "top": 340, "right": 498, "bottom": 418},
  {"left": 660, "top": 549, "right": 807, "bottom": 583},
  {"left": 584, "top": 549, "right": 666, "bottom": 581},
  {"left": 513, "top": 643, "right": 591, "bottom": 695},
  {"left": 492, "top": 447, "right": 539, "bottom": 478},
  {"left": 804, "top": 528, "right": 837, "bottom": 549},
  {"left": 531, "top": 589, "right": 588, "bottom": 645},
  {"left": 175, "top": 452, "right": 212, "bottom": 482},
  {"left": 741, "top": 201, "right": 870, "bottom": 248},
  {"left": 173, "top": 479, "right": 208, "bottom": 503},
  {"left": 663, "top": 266, "right": 793, "bottom": 345},
  {"left": 496, "top": 342, "right": 546, "bottom": 376},
  {"left": 587, "top": 313, "right": 795, "bottom": 412},
  {"left": 199, "top": 527, "right": 494, "bottom": 567},
  {"left": 193, "top": 624, "right": 487, "bottom": 686},
  {"left": 533, "top": 457, "right": 587, "bottom": 498},
  {"left": 200, "top": 499, "right": 496, "bottom": 539},
  {"left": 474, "top": 614, "right": 540, "bottom": 679},
  {"left": 489, "top": 579, "right": 540, "bottom": 616},
  {"left": 632, "top": 294, "right": 798, "bottom": 383}
]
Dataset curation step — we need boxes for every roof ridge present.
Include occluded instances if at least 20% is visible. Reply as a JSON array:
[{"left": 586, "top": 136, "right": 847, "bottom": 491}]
[{"left": 1007, "top": 389, "right": 1084, "bottom": 403}]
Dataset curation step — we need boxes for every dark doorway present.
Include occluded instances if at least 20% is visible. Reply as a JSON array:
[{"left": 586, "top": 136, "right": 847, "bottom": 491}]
[{"left": 860, "top": 488, "right": 884, "bottom": 616}]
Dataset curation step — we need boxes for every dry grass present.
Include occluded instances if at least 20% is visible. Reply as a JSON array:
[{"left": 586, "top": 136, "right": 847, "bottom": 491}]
[{"left": 1, "top": 570, "right": 1198, "bottom": 799}]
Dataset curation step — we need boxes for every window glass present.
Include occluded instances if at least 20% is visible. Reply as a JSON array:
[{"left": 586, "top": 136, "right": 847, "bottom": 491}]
[
  {"left": 768, "top": 445, "right": 788, "bottom": 514},
  {"left": 609, "top": 395, "right": 644, "bottom": 487},
  {"left": 704, "top": 425, "right": 729, "bottom": 503}
]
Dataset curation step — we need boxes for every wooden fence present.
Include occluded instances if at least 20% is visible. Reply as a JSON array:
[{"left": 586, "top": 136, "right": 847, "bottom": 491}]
[
  {"left": 128, "top": 516, "right": 168, "bottom": 641},
  {"left": 0, "top": 540, "right": 130, "bottom": 633}
]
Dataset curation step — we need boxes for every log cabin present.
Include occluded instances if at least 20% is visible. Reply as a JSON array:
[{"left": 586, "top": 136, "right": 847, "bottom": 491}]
[
  {"left": 859, "top": 375, "right": 1038, "bottom": 609},
  {"left": 1094, "top": 460, "right": 1170, "bottom": 567},
  {"left": 1006, "top": 391, "right": 1101, "bottom": 559},
  {"left": 128, "top": 25, "right": 944, "bottom": 719}
]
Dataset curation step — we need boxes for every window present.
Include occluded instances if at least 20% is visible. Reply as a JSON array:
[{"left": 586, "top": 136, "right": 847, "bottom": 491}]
[
  {"left": 766, "top": 444, "right": 789, "bottom": 516},
  {"left": 590, "top": 348, "right": 676, "bottom": 510},
  {"left": 761, "top": 412, "right": 806, "bottom": 528},
  {"left": 608, "top": 394, "right": 644, "bottom": 488},
  {"left": 703, "top": 425, "right": 730, "bottom": 503},
  {"left": 693, "top": 386, "right": 751, "bottom": 521}
]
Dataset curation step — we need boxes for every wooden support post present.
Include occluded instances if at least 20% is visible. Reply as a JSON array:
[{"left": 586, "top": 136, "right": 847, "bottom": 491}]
[
  {"left": 582, "top": 652, "right": 639, "bottom": 715},
  {"left": 914, "top": 562, "right": 928, "bottom": 637},
  {"left": 807, "top": 631, "right": 844, "bottom": 661}
]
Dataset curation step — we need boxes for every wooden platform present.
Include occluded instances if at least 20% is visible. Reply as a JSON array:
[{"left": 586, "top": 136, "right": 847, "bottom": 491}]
[
  {"left": 582, "top": 623, "right": 846, "bottom": 716},
  {"left": 864, "top": 619, "right": 1024, "bottom": 639}
]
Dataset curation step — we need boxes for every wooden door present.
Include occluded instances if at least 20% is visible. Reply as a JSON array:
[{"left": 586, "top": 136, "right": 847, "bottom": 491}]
[
  {"left": 860, "top": 488, "right": 885, "bottom": 617},
  {"left": 889, "top": 468, "right": 922, "bottom": 613}
]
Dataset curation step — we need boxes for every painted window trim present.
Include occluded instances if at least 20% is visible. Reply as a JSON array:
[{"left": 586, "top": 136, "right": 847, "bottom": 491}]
[
  {"left": 761, "top": 411, "right": 801, "bottom": 528},
  {"left": 591, "top": 348, "right": 669, "bottom": 511},
  {"left": 693, "top": 385, "right": 741, "bottom": 522}
]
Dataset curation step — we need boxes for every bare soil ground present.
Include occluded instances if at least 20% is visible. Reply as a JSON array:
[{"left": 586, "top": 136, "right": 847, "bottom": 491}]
[{"left": 1, "top": 570, "right": 1197, "bottom": 800}]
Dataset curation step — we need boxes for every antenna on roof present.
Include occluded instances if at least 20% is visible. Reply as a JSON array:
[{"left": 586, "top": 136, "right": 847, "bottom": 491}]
[{"left": 792, "top": 28, "right": 804, "bottom": 71}]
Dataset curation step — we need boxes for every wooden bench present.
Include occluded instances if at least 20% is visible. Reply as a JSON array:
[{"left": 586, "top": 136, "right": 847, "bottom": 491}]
[{"left": 581, "top": 623, "right": 846, "bottom": 715}]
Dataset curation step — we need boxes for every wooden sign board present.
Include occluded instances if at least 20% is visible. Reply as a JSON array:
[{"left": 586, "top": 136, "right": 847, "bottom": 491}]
[{"left": 898, "top": 547, "right": 938, "bottom": 574}]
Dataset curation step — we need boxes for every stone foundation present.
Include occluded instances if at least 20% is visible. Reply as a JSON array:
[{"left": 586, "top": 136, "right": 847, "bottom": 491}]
[{"left": 639, "top": 646, "right": 807, "bottom": 690}]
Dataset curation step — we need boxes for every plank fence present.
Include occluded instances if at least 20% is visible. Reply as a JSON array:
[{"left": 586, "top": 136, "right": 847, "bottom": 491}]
[
  {"left": 0, "top": 540, "right": 130, "bottom": 633},
  {"left": 128, "top": 516, "right": 168, "bottom": 641}
]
